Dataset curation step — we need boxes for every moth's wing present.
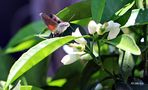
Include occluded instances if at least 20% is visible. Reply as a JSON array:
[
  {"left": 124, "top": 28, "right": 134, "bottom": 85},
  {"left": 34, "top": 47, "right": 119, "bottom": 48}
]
[
  {"left": 52, "top": 14, "right": 63, "bottom": 23},
  {"left": 40, "top": 13, "right": 57, "bottom": 32}
]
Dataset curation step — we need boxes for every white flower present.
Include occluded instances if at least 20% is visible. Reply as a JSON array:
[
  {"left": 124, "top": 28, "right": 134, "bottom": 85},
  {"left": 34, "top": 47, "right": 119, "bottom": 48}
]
[
  {"left": 88, "top": 20, "right": 97, "bottom": 34},
  {"left": 61, "top": 28, "right": 88, "bottom": 65},
  {"left": 96, "top": 23, "right": 105, "bottom": 35},
  {"left": 94, "top": 83, "right": 103, "bottom": 90},
  {"left": 61, "top": 54, "right": 80, "bottom": 65},
  {"left": 87, "top": 20, "right": 121, "bottom": 40},
  {"left": 72, "top": 28, "right": 87, "bottom": 45},
  {"left": 61, "top": 43, "right": 85, "bottom": 65},
  {"left": 63, "top": 43, "right": 85, "bottom": 54},
  {"left": 106, "top": 21, "right": 121, "bottom": 40},
  {"left": 88, "top": 20, "right": 105, "bottom": 35}
]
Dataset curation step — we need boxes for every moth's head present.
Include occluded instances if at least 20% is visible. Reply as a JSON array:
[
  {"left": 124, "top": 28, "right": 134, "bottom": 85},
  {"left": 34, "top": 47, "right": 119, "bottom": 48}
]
[
  {"left": 59, "top": 22, "right": 70, "bottom": 27},
  {"left": 58, "top": 22, "right": 70, "bottom": 29},
  {"left": 55, "top": 22, "right": 70, "bottom": 34}
]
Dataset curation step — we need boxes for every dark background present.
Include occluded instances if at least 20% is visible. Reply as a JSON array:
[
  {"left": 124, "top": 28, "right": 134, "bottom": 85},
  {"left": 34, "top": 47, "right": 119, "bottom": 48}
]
[{"left": 0, "top": 0, "right": 30, "bottom": 47}]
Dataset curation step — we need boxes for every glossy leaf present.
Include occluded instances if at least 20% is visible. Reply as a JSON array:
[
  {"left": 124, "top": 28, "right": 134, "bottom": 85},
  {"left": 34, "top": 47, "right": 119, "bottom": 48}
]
[
  {"left": 57, "top": 0, "right": 133, "bottom": 24},
  {"left": 4, "top": 36, "right": 77, "bottom": 88},
  {"left": 106, "top": 34, "right": 141, "bottom": 55},
  {"left": 5, "top": 39, "right": 40, "bottom": 53},
  {"left": 6, "top": 21, "right": 45, "bottom": 49},
  {"left": 122, "top": 9, "right": 148, "bottom": 28},
  {"left": 57, "top": 0, "right": 91, "bottom": 21},
  {"left": 47, "top": 79, "right": 67, "bottom": 87},
  {"left": 91, "top": 0, "right": 106, "bottom": 23},
  {"left": 0, "top": 81, "right": 12, "bottom": 90},
  {"left": 101, "top": 0, "right": 133, "bottom": 22},
  {"left": 71, "top": 17, "right": 91, "bottom": 26},
  {"left": 112, "top": 1, "right": 135, "bottom": 20}
]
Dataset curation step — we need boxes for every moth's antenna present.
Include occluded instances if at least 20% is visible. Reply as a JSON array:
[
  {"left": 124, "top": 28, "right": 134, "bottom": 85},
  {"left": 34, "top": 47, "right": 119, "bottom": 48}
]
[
  {"left": 67, "top": 14, "right": 76, "bottom": 32},
  {"left": 68, "top": 14, "right": 75, "bottom": 22},
  {"left": 70, "top": 25, "right": 76, "bottom": 32}
]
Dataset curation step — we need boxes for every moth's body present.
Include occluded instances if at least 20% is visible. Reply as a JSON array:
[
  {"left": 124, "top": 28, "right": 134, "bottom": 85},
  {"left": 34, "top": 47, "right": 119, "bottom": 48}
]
[{"left": 40, "top": 13, "right": 70, "bottom": 36}]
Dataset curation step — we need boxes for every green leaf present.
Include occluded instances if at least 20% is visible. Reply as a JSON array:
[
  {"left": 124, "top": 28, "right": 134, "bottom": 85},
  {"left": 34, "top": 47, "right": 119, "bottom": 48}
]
[
  {"left": 47, "top": 78, "right": 67, "bottom": 87},
  {"left": 57, "top": 0, "right": 91, "bottom": 21},
  {"left": 0, "top": 54, "right": 14, "bottom": 81},
  {"left": 20, "top": 85, "right": 43, "bottom": 90},
  {"left": 5, "top": 39, "right": 39, "bottom": 53},
  {"left": 24, "top": 58, "right": 49, "bottom": 87},
  {"left": 122, "top": 9, "right": 148, "bottom": 28},
  {"left": 53, "top": 61, "right": 83, "bottom": 90},
  {"left": 91, "top": 0, "right": 106, "bottom": 23},
  {"left": 80, "top": 61, "right": 100, "bottom": 90},
  {"left": 71, "top": 17, "right": 92, "bottom": 26},
  {"left": 6, "top": 21, "right": 45, "bottom": 49},
  {"left": 12, "top": 80, "right": 21, "bottom": 90},
  {"left": 112, "top": 1, "right": 135, "bottom": 20},
  {"left": 106, "top": 34, "right": 141, "bottom": 55},
  {"left": 4, "top": 36, "right": 77, "bottom": 88},
  {"left": 101, "top": 0, "right": 133, "bottom": 22},
  {"left": 0, "top": 81, "right": 12, "bottom": 90}
]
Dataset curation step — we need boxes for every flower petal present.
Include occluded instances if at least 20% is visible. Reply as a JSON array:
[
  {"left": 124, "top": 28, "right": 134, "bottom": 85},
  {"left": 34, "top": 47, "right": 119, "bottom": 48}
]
[
  {"left": 80, "top": 54, "right": 92, "bottom": 61},
  {"left": 63, "top": 45, "right": 75, "bottom": 54},
  {"left": 72, "top": 28, "right": 87, "bottom": 44},
  {"left": 96, "top": 23, "right": 105, "bottom": 35},
  {"left": 88, "top": 20, "right": 97, "bottom": 34},
  {"left": 61, "top": 54, "right": 80, "bottom": 65},
  {"left": 106, "top": 21, "right": 121, "bottom": 40},
  {"left": 107, "top": 26, "right": 120, "bottom": 40},
  {"left": 63, "top": 44, "right": 85, "bottom": 54}
]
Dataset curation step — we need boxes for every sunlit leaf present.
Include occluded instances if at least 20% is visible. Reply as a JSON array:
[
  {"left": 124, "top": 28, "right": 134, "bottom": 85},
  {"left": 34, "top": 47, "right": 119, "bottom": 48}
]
[
  {"left": 6, "top": 21, "right": 45, "bottom": 49},
  {"left": 71, "top": 17, "right": 91, "bottom": 26},
  {"left": 4, "top": 36, "right": 77, "bottom": 88},
  {"left": 0, "top": 81, "right": 12, "bottom": 90},
  {"left": 48, "top": 79, "right": 67, "bottom": 87},
  {"left": 106, "top": 34, "right": 141, "bottom": 55},
  {"left": 20, "top": 85, "right": 43, "bottom": 90},
  {"left": 112, "top": 1, "right": 135, "bottom": 20},
  {"left": 122, "top": 9, "right": 148, "bottom": 28},
  {"left": 5, "top": 39, "right": 39, "bottom": 53}
]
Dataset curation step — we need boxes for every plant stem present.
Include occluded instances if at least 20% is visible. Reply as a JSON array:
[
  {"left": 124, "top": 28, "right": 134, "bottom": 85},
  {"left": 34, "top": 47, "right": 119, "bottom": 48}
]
[
  {"left": 96, "top": 40, "right": 116, "bottom": 80},
  {"left": 120, "top": 51, "right": 125, "bottom": 82}
]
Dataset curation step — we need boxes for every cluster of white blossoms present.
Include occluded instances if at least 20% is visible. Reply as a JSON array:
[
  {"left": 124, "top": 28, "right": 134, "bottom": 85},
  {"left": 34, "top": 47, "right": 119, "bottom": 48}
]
[
  {"left": 61, "top": 28, "right": 89, "bottom": 65},
  {"left": 61, "top": 20, "right": 121, "bottom": 65},
  {"left": 88, "top": 20, "right": 121, "bottom": 40}
]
